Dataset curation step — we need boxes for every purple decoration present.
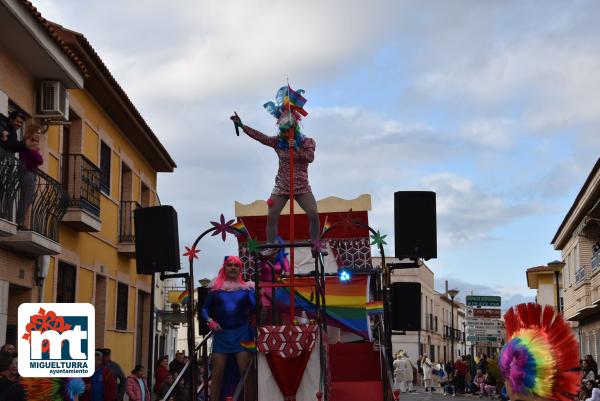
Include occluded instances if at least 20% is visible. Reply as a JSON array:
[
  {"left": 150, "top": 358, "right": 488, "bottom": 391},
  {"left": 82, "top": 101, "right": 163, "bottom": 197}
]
[{"left": 210, "top": 214, "right": 236, "bottom": 242}]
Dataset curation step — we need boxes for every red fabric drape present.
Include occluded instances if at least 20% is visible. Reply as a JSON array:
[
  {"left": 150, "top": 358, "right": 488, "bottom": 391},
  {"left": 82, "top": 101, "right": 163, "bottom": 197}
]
[{"left": 265, "top": 350, "right": 312, "bottom": 401}]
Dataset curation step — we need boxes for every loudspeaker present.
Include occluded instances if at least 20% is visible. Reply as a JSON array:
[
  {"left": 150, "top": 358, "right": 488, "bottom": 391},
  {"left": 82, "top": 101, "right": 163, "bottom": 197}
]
[
  {"left": 134, "top": 205, "right": 180, "bottom": 274},
  {"left": 197, "top": 286, "right": 210, "bottom": 336},
  {"left": 390, "top": 282, "right": 421, "bottom": 331},
  {"left": 394, "top": 191, "right": 437, "bottom": 260}
]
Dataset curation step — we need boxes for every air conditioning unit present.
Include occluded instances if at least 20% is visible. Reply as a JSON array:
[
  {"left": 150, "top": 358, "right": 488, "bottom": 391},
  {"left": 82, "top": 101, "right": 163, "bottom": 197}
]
[{"left": 36, "top": 80, "right": 69, "bottom": 120}]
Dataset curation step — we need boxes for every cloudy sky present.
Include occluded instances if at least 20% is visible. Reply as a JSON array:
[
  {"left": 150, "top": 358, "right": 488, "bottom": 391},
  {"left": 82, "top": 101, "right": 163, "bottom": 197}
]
[{"left": 35, "top": 0, "right": 600, "bottom": 307}]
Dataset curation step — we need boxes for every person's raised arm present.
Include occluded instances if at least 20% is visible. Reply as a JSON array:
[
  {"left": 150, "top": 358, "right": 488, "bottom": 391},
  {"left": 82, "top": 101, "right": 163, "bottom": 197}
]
[{"left": 230, "top": 114, "right": 277, "bottom": 148}]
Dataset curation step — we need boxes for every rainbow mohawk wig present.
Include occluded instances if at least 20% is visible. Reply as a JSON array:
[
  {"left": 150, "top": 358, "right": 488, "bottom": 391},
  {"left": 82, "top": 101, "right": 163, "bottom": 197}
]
[{"left": 499, "top": 303, "right": 580, "bottom": 401}]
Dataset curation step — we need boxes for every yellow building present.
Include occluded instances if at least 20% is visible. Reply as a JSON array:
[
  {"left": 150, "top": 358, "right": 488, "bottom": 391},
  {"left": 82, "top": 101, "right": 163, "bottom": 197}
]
[
  {"left": 0, "top": 0, "right": 85, "bottom": 349},
  {"left": 0, "top": 0, "right": 176, "bottom": 375},
  {"left": 525, "top": 262, "right": 563, "bottom": 311}
]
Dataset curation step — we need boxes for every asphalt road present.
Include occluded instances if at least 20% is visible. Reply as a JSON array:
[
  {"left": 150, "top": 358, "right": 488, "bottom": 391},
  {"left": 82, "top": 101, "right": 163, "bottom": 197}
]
[{"left": 398, "top": 388, "right": 498, "bottom": 401}]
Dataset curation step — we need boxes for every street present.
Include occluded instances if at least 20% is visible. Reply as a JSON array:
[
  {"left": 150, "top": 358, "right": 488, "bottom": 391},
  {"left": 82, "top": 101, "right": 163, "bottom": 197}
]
[{"left": 398, "top": 389, "right": 499, "bottom": 401}]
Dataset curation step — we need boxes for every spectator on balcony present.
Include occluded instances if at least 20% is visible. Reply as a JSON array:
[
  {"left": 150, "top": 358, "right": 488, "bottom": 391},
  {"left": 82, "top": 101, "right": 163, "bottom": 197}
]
[
  {"left": 0, "top": 111, "right": 26, "bottom": 153},
  {"left": 16, "top": 124, "right": 44, "bottom": 227},
  {"left": 594, "top": 242, "right": 600, "bottom": 254}
]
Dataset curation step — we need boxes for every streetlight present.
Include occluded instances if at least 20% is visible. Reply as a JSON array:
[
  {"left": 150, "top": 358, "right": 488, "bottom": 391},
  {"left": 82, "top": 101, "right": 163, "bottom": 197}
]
[
  {"left": 447, "top": 288, "right": 460, "bottom": 371},
  {"left": 462, "top": 321, "right": 467, "bottom": 356}
]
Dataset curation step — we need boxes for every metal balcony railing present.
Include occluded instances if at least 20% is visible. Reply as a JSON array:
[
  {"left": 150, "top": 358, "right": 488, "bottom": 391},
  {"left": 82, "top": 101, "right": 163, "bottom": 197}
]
[
  {"left": 575, "top": 266, "right": 587, "bottom": 284},
  {"left": 16, "top": 168, "right": 69, "bottom": 242},
  {"left": 1, "top": 148, "right": 68, "bottom": 241},
  {"left": 592, "top": 251, "right": 600, "bottom": 272},
  {"left": 0, "top": 147, "right": 20, "bottom": 220},
  {"left": 62, "top": 154, "right": 101, "bottom": 217},
  {"left": 119, "top": 200, "right": 141, "bottom": 242}
]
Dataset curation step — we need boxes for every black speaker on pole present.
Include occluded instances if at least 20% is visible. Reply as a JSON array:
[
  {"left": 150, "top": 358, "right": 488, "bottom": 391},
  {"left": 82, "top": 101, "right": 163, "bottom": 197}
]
[
  {"left": 134, "top": 205, "right": 180, "bottom": 274},
  {"left": 391, "top": 282, "right": 421, "bottom": 331},
  {"left": 394, "top": 191, "right": 437, "bottom": 260}
]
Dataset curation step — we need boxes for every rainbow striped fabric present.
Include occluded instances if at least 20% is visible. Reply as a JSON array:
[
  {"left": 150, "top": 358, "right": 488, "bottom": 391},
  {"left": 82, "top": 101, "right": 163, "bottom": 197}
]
[
  {"left": 240, "top": 340, "right": 256, "bottom": 351},
  {"left": 322, "top": 216, "right": 332, "bottom": 234},
  {"left": 275, "top": 275, "right": 370, "bottom": 338},
  {"left": 366, "top": 301, "right": 384, "bottom": 316},
  {"left": 178, "top": 290, "right": 190, "bottom": 305},
  {"left": 232, "top": 220, "right": 248, "bottom": 236}
]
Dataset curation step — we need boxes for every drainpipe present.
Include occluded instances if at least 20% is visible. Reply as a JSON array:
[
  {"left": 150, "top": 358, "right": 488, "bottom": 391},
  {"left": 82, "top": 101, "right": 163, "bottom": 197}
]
[
  {"left": 554, "top": 270, "right": 561, "bottom": 312},
  {"left": 36, "top": 256, "right": 50, "bottom": 303}
]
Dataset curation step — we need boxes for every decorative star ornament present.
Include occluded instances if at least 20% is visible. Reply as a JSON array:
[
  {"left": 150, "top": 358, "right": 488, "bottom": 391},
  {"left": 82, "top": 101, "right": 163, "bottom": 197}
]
[
  {"left": 210, "top": 214, "right": 236, "bottom": 242},
  {"left": 370, "top": 231, "right": 387, "bottom": 247},
  {"left": 183, "top": 246, "right": 200, "bottom": 262},
  {"left": 246, "top": 238, "right": 260, "bottom": 254}
]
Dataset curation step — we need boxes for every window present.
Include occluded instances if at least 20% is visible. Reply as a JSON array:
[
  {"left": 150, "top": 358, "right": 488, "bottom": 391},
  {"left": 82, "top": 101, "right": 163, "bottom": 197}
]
[
  {"left": 100, "top": 141, "right": 111, "bottom": 194},
  {"left": 116, "top": 283, "right": 128, "bottom": 330},
  {"left": 56, "top": 262, "right": 76, "bottom": 303}
]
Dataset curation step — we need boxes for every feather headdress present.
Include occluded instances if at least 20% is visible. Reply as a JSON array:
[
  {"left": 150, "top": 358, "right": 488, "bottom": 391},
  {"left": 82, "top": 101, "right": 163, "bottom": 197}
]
[{"left": 499, "top": 303, "right": 580, "bottom": 401}]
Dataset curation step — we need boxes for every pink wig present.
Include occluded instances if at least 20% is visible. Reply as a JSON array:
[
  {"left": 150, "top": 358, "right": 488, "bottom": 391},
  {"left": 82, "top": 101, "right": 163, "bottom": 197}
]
[{"left": 211, "top": 256, "right": 248, "bottom": 290}]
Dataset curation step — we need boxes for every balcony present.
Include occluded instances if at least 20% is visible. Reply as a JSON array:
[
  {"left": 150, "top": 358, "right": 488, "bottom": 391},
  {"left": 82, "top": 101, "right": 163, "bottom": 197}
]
[
  {"left": 0, "top": 155, "right": 69, "bottom": 255},
  {"left": 61, "top": 154, "right": 101, "bottom": 232},
  {"left": 576, "top": 266, "right": 588, "bottom": 285},
  {"left": 118, "top": 200, "right": 141, "bottom": 256},
  {"left": 0, "top": 148, "right": 19, "bottom": 236},
  {"left": 159, "top": 286, "right": 189, "bottom": 324},
  {"left": 593, "top": 250, "right": 600, "bottom": 273}
]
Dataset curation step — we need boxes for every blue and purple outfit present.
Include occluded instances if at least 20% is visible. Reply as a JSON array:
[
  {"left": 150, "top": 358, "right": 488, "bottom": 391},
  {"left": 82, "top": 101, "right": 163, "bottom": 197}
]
[{"left": 201, "top": 288, "right": 256, "bottom": 354}]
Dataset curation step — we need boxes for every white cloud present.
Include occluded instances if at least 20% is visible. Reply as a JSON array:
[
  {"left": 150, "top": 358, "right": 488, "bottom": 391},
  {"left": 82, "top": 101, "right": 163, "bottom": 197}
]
[
  {"left": 420, "top": 173, "right": 543, "bottom": 247},
  {"left": 30, "top": 0, "right": 600, "bottom": 294}
]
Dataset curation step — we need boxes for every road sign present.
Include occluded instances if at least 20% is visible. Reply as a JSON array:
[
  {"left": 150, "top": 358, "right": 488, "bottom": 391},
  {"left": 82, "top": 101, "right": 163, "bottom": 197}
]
[
  {"left": 473, "top": 308, "right": 501, "bottom": 318},
  {"left": 467, "top": 336, "right": 502, "bottom": 343},
  {"left": 468, "top": 328, "right": 502, "bottom": 337},
  {"left": 466, "top": 319, "right": 503, "bottom": 328},
  {"left": 466, "top": 295, "right": 501, "bottom": 307},
  {"left": 467, "top": 307, "right": 501, "bottom": 319}
]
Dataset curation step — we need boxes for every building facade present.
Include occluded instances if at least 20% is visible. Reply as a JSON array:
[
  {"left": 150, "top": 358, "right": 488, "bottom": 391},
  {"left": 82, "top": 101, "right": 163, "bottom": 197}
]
[
  {"left": 372, "top": 257, "right": 467, "bottom": 365},
  {"left": 526, "top": 262, "right": 564, "bottom": 311},
  {"left": 552, "top": 158, "right": 600, "bottom": 360},
  {"left": 0, "top": 0, "right": 176, "bottom": 375},
  {"left": 0, "top": 0, "right": 85, "bottom": 348}
]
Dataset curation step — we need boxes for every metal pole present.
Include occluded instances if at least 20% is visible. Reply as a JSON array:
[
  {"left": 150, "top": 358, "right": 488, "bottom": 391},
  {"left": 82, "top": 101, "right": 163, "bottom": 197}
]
[
  {"left": 187, "top": 266, "right": 197, "bottom": 399},
  {"left": 450, "top": 295, "right": 455, "bottom": 370},
  {"left": 462, "top": 322, "right": 466, "bottom": 356},
  {"left": 148, "top": 273, "right": 156, "bottom": 392}
]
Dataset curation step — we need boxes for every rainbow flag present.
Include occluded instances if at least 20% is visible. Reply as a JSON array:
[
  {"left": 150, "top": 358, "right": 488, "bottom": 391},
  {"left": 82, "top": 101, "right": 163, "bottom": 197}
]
[
  {"left": 232, "top": 220, "right": 248, "bottom": 236},
  {"left": 366, "top": 301, "right": 384, "bottom": 316},
  {"left": 275, "top": 275, "right": 370, "bottom": 338},
  {"left": 178, "top": 290, "right": 190, "bottom": 305},
  {"left": 287, "top": 86, "right": 307, "bottom": 108},
  {"left": 283, "top": 85, "right": 308, "bottom": 117},
  {"left": 240, "top": 340, "right": 256, "bottom": 351},
  {"left": 322, "top": 216, "right": 331, "bottom": 234}
]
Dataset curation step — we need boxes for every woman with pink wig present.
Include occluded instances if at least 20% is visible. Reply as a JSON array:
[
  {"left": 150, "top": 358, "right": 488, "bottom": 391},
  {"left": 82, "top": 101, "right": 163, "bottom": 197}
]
[{"left": 201, "top": 256, "right": 255, "bottom": 401}]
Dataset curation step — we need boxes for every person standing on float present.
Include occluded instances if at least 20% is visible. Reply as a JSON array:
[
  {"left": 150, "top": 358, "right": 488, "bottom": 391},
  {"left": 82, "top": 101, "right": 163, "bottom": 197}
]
[
  {"left": 230, "top": 91, "right": 321, "bottom": 255},
  {"left": 201, "top": 256, "right": 256, "bottom": 401}
]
